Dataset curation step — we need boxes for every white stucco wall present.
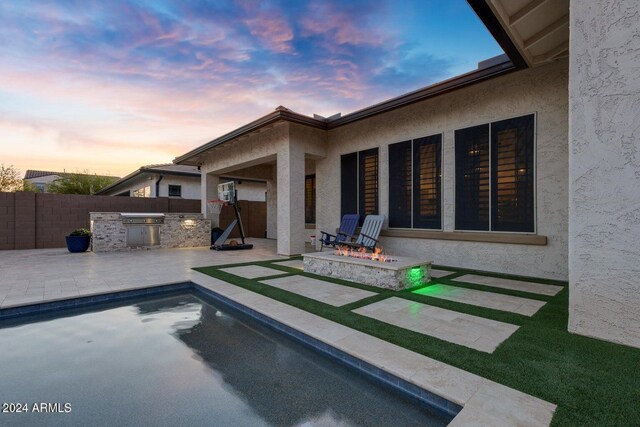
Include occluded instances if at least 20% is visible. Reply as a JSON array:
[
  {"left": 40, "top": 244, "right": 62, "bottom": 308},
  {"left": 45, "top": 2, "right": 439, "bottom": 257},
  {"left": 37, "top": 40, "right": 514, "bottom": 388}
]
[
  {"left": 156, "top": 175, "right": 200, "bottom": 199},
  {"left": 568, "top": 0, "right": 640, "bottom": 348},
  {"left": 234, "top": 181, "right": 266, "bottom": 202},
  {"left": 316, "top": 59, "right": 569, "bottom": 280}
]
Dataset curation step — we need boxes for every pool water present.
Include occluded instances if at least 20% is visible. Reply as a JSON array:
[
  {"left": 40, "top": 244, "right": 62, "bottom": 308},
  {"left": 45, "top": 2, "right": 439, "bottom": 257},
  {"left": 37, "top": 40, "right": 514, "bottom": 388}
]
[{"left": 0, "top": 293, "right": 448, "bottom": 426}]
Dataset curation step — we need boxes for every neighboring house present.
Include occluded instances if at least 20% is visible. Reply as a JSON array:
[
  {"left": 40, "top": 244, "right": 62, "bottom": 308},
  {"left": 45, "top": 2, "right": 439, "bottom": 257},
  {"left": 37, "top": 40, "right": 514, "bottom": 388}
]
[
  {"left": 96, "top": 163, "right": 266, "bottom": 202},
  {"left": 24, "top": 170, "right": 120, "bottom": 193},
  {"left": 174, "top": 1, "right": 640, "bottom": 349}
]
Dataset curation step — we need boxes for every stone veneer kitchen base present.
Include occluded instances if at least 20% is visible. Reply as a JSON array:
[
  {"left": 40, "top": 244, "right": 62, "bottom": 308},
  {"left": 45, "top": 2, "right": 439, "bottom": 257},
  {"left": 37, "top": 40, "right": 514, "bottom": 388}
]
[
  {"left": 303, "top": 252, "right": 432, "bottom": 290},
  {"left": 90, "top": 212, "right": 211, "bottom": 252}
]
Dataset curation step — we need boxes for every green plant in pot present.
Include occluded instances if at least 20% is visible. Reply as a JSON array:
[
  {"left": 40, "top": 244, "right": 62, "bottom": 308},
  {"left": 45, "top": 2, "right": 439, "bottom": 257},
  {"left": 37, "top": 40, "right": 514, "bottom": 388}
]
[{"left": 66, "top": 228, "right": 92, "bottom": 253}]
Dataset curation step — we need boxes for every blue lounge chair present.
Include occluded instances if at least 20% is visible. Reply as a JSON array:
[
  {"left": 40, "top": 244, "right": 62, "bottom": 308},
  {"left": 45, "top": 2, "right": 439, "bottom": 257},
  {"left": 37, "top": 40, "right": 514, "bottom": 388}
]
[
  {"left": 339, "top": 214, "right": 385, "bottom": 252},
  {"left": 319, "top": 214, "right": 360, "bottom": 250}
]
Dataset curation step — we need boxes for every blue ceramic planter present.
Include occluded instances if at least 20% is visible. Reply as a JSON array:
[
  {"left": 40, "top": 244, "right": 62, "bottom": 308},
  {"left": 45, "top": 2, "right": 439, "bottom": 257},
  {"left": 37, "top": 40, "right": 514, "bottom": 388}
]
[{"left": 65, "top": 235, "right": 90, "bottom": 253}]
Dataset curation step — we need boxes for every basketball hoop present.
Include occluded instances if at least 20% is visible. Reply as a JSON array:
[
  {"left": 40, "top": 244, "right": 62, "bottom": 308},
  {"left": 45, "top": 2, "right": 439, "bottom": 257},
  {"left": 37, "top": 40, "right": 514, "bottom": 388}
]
[{"left": 207, "top": 200, "right": 225, "bottom": 215}]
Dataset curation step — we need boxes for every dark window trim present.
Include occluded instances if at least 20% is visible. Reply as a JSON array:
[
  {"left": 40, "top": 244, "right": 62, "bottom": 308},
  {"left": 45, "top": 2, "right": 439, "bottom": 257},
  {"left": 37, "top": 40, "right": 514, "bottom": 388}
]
[
  {"left": 168, "top": 184, "right": 182, "bottom": 197},
  {"left": 388, "top": 134, "right": 443, "bottom": 230},
  {"left": 454, "top": 113, "right": 537, "bottom": 234}
]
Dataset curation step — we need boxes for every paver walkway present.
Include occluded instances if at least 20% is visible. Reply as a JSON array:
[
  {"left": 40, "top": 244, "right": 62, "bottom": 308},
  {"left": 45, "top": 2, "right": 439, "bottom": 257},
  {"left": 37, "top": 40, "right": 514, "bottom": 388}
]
[
  {"left": 430, "top": 268, "right": 456, "bottom": 278},
  {"left": 219, "top": 265, "right": 289, "bottom": 279},
  {"left": 414, "top": 284, "right": 546, "bottom": 316},
  {"left": 261, "top": 276, "right": 376, "bottom": 306},
  {"left": 453, "top": 274, "right": 563, "bottom": 296},
  {"left": 353, "top": 297, "right": 520, "bottom": 353},
  {"left": 272, "top": 259, "right": 304, "bottom": 270}
]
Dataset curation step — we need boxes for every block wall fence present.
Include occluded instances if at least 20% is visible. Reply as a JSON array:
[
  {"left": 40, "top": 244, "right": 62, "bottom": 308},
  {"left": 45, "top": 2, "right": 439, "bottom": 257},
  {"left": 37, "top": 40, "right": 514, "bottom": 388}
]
[{"left": 0, "top": 192, "right": 200, "bottom": 250}]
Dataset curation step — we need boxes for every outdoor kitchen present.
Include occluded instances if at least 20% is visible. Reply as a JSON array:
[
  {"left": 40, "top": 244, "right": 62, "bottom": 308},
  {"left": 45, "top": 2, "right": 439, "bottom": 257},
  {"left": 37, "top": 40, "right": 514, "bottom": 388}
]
[{"left": 90, "top": 212, "right": 211, "bottom": 252}]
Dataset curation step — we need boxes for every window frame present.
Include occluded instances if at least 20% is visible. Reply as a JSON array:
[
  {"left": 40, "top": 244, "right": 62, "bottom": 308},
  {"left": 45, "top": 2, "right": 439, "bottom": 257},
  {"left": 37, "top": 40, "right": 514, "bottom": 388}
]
[
  {"left": 453, "top": 112, "right": 537, "bottom": 234},
  {"left": 168, "top": 184, "right": 182, "bottom": 198},
  {"left": 340, "top": 148, "right": 380, "bottom": 224},
  {"left": 387, "top": 133, "right": 444, "bottom": 231}
]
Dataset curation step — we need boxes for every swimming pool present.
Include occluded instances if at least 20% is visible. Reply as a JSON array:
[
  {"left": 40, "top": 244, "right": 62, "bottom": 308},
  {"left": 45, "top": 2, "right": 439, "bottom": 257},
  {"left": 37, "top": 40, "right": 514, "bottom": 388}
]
[{"left": 0, "top": 290, "right": 449, "bottom": 426}]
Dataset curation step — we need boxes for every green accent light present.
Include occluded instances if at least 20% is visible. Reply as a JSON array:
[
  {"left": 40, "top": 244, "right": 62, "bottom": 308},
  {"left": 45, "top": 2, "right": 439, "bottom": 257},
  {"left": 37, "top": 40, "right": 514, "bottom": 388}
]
[
  {"left": 413, "top": 284, "right": 447, "bottom": 296},
  {"left": 406, "top": 266, "right": 425, "bottom": 287}
]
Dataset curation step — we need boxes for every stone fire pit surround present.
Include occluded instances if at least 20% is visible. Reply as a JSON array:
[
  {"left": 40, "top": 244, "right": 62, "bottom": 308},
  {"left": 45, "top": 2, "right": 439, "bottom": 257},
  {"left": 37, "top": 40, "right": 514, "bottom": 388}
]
[{"left": 303, "top": 252, "right": 432, "bottom": 291}]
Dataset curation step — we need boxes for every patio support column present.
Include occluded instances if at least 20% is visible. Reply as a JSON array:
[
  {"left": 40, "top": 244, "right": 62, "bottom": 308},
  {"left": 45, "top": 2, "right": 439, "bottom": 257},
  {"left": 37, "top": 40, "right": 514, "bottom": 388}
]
[
  {"left": 277, "top": 141, "right": 305, "bottom": 255},
  {"left": 266, "top": 168, "right": 277, "bottom": 239},
  {"left": 568, "top": 0, "right": 640, "bottom": 348},
  {"left": 201, "top": 172, "right": 220, "bottom": 226}
]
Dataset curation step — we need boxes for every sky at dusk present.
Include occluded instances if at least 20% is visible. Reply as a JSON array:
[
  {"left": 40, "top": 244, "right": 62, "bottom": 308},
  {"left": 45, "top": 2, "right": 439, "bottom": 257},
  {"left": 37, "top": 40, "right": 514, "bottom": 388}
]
[{"left": 0, "top": 0, "right": 502, "bottom": 177}]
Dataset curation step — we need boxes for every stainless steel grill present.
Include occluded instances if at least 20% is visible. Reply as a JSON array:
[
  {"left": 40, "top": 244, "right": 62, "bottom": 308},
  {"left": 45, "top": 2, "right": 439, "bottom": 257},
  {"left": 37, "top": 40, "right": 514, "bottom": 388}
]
[{"left": 121, "top": 213, "right": 164, "bottom": 247}]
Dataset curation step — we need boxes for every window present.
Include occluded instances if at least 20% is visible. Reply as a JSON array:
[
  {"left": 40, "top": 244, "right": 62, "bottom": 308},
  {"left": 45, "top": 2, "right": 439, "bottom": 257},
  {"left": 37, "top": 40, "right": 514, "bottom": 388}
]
[
  {"left": 341, "top": 148, "right": 379, "bottom": 223},
  {"left": 388, "top": 135, "right": 442, "bottom": 229},
  {"left": 168, "top": 185, "right": 182, "bottom": 197},
  {"left": 305, "top": 175, "right": 316, "bottom": 224},
  {"left": 133, "top": 186, "right": 151, "bottom": 198},
  {"left": 455, "top": 114, "right": 535, "bottom": 232}
]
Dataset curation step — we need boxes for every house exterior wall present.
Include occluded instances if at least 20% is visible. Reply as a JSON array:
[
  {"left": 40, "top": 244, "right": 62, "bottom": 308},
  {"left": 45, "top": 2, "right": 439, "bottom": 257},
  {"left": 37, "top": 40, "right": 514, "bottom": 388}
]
[
  {"left": 102, "top": 174, "right": 201, "bottom": 200},
  {"left": 568, "top": 0, "right": 640, "bottom": 348},
  {"left": 156, "top": 175, "right": 200, "bottom": 200},
  {"left": 316, "top": 59, "right": 569, "bottom": 280}
]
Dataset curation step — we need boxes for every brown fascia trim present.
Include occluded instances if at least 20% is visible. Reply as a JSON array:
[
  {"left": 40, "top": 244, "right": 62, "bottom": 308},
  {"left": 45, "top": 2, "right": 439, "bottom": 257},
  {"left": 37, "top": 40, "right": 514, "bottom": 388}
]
[
  {"left": 328, "top": 58, "right": 516, "bottom": 128},
  {"left": 96, "top": 168, "right": 200, "bottom": 194},
  {"left": 174, "top": 58, "right": 518, "bottom": 165},
  {"left": 173, "top": 107, "right": 327, "bottom": 165},
  {"left": 466, "top": 0, "right": 528, "bottom": 69}
]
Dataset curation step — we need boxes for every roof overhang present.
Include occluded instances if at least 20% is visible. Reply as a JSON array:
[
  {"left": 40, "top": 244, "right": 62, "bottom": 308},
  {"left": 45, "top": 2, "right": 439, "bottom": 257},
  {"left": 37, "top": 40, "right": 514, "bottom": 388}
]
[
  {"left": 173, "top": 107, "right": 327, "bottom": 166},
  {"left": 468, "top": 0, "right": 569, "bottom": 67}
]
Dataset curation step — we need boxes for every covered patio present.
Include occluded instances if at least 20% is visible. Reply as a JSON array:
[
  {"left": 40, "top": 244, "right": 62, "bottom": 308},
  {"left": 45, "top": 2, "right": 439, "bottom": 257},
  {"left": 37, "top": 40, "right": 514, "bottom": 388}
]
[{"left": 174, "top": 108, "right": 327, "bottom": 256}]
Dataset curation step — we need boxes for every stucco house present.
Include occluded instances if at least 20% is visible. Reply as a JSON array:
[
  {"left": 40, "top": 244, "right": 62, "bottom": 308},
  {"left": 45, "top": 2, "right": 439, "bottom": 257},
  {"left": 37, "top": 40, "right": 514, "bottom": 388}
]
[
  {"left": 173, "top": 1, "right": 640, "bottom": 349},
  {"left": 96, "top": 163, "right": 267, "bottom": 202}
]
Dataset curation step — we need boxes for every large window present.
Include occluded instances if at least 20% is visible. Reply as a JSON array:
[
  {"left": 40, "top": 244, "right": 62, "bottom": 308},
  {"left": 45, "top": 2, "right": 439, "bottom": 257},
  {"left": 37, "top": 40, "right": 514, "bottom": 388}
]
[
  {"left": 341, "top": 148, "right": 379, "bottom": 223},
  {"left": 455, "top": 114, "right": 535, "bottom": 232},
  {"left": 305, "top": 175, "right": 316, "bottom": 224},
  {"left": 388, "top": 134, "right": 442, "bottom": 229}
]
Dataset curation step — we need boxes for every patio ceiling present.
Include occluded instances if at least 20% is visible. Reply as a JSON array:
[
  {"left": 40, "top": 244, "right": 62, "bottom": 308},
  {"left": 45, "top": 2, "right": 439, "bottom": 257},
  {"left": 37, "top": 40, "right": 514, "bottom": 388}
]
[{"left": 480, "top": 0, "right": 570, "bottom": 67}]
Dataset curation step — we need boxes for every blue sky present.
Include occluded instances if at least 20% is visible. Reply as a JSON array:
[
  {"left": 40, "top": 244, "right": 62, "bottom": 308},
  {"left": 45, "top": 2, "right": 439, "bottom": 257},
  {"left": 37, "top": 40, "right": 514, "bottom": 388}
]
[{"left": 0, "top": 0, "right": 501, "bottom": 176}]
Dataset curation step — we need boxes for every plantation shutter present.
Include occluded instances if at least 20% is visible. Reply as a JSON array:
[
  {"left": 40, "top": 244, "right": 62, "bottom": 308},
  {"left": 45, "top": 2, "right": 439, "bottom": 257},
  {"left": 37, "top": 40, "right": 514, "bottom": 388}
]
[
  {"left": 491, "top": 114, "right": 535, "bottom": 232},
  {"left": 413, "top": 135, "right": 442, "bottom": 229},
  {"left": 388, "top": 141, "right": 412, "bottom": 228},
  {"left": 358, "top": 148, "right": 379, "bottom": 223},
  {"left": 305, "top": 175, "right": 316, "bottom": 224},
  {"left": 340, "top": 153, "right": 358, "bottom": 217},
  {"left": 455, "top": 124, "right": 490, "bottom": 230}
]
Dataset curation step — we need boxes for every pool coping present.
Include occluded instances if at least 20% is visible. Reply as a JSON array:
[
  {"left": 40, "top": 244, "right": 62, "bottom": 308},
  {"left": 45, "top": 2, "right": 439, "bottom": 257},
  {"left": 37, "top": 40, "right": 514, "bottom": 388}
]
[{"left": 0, "top": 273, "right": 557, "bottom": 426}]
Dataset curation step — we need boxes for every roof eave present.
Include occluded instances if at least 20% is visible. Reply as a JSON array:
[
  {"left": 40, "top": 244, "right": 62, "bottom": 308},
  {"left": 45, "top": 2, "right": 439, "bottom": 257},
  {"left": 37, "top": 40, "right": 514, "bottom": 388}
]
[{"left": 173, "top": 109, "right": 327, "bottom": 165}]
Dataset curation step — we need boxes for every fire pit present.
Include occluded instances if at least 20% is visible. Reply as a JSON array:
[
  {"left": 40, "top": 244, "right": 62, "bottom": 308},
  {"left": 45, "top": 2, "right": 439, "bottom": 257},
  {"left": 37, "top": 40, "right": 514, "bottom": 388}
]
[
  {"left": 334, "top": 246, "right": 398, "bottom": 263},
  {"left": 303, "top": 249, "right": 432, "bottom": 291}
]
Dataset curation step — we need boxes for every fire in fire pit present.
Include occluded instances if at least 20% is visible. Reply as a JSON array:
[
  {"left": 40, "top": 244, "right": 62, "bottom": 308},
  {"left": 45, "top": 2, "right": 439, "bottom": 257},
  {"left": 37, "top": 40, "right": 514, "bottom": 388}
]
[{"left": 334, "top": 246, "right": 397, "bottom": 263}]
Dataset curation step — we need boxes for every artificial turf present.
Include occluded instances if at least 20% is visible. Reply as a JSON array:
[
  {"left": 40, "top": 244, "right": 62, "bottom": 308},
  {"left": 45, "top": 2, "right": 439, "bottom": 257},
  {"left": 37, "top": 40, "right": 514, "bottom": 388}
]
[{"left": 194, "top": 259, "right": 640, "bottom": 426}]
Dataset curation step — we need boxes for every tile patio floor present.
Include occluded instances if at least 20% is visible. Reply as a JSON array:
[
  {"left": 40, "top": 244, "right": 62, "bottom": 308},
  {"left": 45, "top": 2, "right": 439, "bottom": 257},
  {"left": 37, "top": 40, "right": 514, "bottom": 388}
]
[{"left": 0, "top": 240, "right": 556, "bottom": 425}]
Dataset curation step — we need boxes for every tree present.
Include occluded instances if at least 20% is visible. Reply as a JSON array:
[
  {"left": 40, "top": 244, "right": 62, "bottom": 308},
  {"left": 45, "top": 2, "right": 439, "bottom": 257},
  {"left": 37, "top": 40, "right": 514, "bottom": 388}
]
[
  {"left": 47, "top": 170, "right": 118, "bottom": 195},
  {"left": 0, "top": 164, "right": 36, "bottom": 192}
]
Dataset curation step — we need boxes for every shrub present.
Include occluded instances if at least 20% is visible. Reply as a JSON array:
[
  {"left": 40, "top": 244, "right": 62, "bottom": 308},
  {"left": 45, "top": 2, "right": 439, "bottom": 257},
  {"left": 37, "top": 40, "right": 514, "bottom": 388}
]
[{"left": 69, "top": 228, "right": 92, "bottom": 237}]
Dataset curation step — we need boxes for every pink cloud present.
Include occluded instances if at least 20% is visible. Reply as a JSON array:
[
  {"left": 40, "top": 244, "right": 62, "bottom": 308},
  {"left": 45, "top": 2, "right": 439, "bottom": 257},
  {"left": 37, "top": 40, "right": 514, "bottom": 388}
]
[{"left": 299, "top": 3, "right": 390, "bottom": 48}]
